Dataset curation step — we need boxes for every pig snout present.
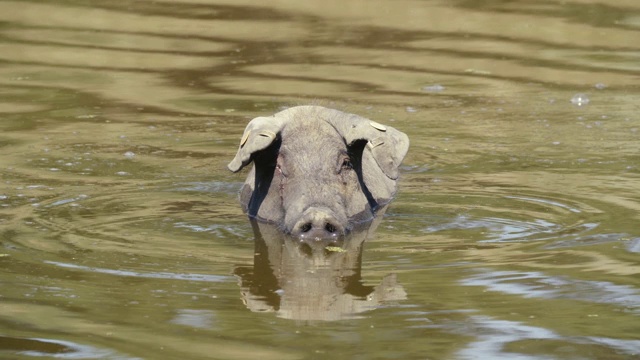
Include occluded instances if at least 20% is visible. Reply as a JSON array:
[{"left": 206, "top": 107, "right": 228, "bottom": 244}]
[{"left": 291, "top": 207, "right": 346, "bottom": 240}]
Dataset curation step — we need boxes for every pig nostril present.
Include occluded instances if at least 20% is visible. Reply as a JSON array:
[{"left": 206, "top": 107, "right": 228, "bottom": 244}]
[
  {"left": 300, "top": 223, "right": 312, "bottom": 233},
  {"left": 324, "top": 223, "right": 337, "bottom": 234}
]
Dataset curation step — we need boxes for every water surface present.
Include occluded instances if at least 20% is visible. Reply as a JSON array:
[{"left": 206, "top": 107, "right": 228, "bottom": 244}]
[{"left": 1, "top": 0, "right": 639, "bottom": 359}]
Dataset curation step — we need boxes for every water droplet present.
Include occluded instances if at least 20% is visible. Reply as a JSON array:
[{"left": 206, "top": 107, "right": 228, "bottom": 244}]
[{"left": 570, "top": 93, "right": 590, "bottom": 106}]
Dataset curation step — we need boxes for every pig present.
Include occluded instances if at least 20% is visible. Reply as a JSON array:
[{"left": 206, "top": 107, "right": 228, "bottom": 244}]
[{"left": 227, "top": 105, "right": 409, "bottom": 239}]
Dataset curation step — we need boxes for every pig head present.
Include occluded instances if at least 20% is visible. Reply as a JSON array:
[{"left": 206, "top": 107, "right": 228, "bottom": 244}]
[{"left": 228, "top": 105, "right": 409, "bottom": 238}]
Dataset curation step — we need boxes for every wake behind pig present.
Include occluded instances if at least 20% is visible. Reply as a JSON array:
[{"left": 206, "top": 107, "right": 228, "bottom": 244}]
[{"left": 228, "top": 105, "right": 409, "bottom": 240}]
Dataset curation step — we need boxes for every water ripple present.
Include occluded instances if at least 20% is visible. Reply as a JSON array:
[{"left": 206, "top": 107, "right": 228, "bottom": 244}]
[
  {"left": 413, "top": 192, "right": 601, "bottom": 244},
  {"left": 461, "top": 269, "right": 640, "bottom": 314},
  {"left": 0, "top": 335, "right": 140, "bottom": 360},
  {"left": 425, "top": 214, "right": 565, "bottom": 242},
  {"left": 45, "top": 261, "right": 232, "bottom": 283},
  {"left": 454, "top": 316, "right": 640, "bottom": 360},
  {"left": 503, "top": 195, "right": 582, "bottom": 213}
]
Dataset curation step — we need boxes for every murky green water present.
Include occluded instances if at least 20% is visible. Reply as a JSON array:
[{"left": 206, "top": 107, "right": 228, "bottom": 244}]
[{"left": 1, "top": 0, "right": 639, "bottom": 359}]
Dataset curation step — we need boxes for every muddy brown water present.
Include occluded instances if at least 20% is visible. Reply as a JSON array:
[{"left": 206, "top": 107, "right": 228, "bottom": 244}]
[{"left": 1, "top": 1, "right": 639, "bottom": 359}]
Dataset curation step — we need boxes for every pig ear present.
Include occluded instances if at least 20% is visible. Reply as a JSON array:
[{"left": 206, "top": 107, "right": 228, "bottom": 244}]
[
  {"left": 326, "top": 111, "right": 409, "bottom": 179},
  {"left": 227, "top": 116, "right": 286, "bottom": 172}
]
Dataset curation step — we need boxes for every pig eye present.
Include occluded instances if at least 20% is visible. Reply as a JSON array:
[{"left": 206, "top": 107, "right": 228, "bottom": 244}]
[
  {"left": 276, "top": 154, "right": 288, "bottom": 177},
  {"left": 337, "top": 152, "right": 354, "bottom": 174},
  {"left": 276, "top": 163, "right": 288, "bottom": 177},
  {"left": 341, "top": 158, "right": 353, "bottom": 171}
]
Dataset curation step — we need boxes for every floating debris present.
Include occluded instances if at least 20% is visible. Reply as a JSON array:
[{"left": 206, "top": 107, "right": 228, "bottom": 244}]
[
  {"left": 325, "top": 246, "right": 346, "bottom": 253},
  {"left": 465, "top": 68, "right": 492, "bottom": 75},
  {"left": 570, "top": 93, "right": 590, "bottom": 107},
  {"left": 422, "top": 84, "right": 445, "bottom": 93}
]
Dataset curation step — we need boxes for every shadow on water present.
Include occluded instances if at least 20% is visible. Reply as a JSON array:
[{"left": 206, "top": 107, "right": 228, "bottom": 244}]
[{"left": 235, "top": 208, "right": 407, "bottom": 321}]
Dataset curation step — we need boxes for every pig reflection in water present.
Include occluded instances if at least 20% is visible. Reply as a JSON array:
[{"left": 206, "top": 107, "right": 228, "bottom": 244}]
[
  {"left": 234, "top": 209, "right": 407, "bottom": 321},
  {"left": 228, "top": 105, "right": 409, "bottom": 239}
]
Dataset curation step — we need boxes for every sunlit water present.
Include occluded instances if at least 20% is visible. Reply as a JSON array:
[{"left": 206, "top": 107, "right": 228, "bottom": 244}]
[{"left": 1, "top": 1, "right": 639, "bottom": 359}]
